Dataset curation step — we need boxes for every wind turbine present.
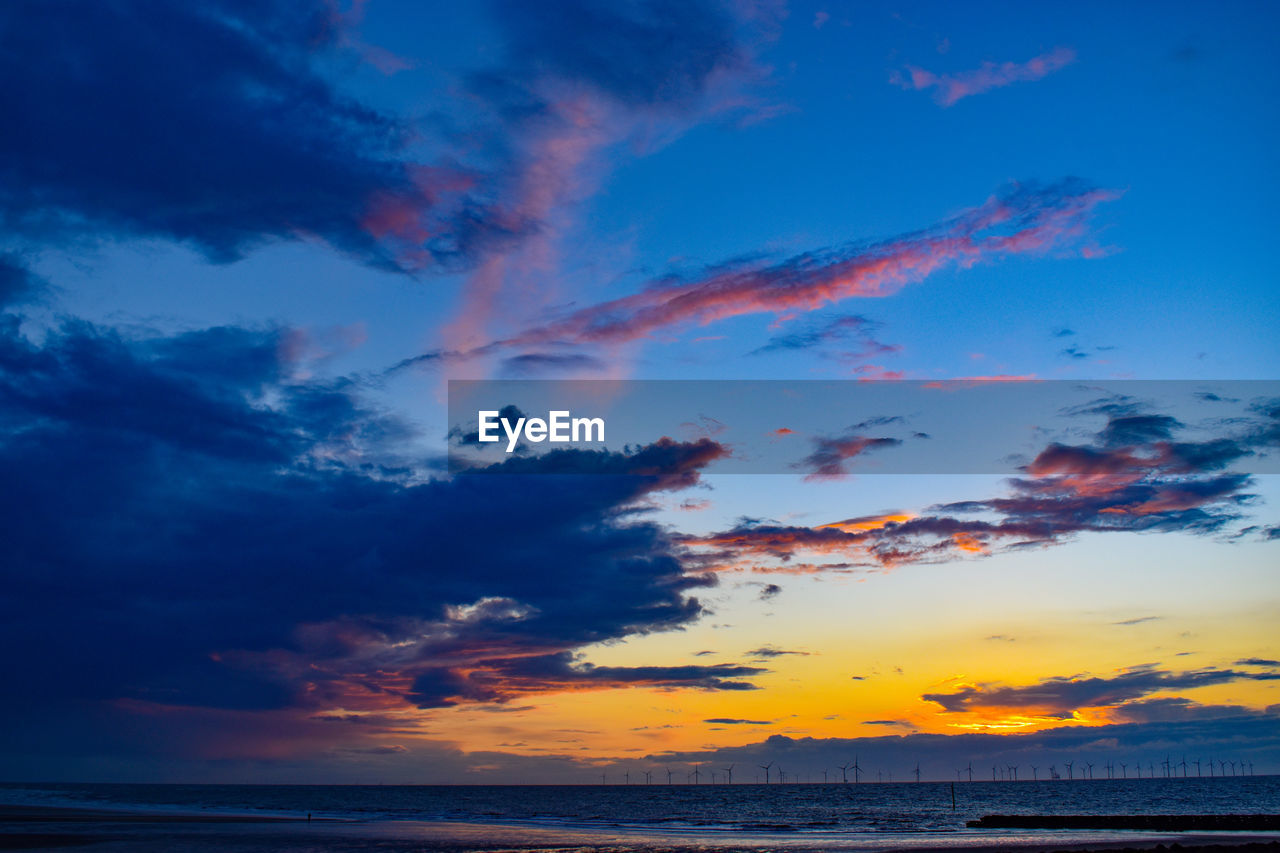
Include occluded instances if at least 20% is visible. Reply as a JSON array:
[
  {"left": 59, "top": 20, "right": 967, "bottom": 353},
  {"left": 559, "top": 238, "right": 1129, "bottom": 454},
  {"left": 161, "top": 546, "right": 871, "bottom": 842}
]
[
  {"left": 852, "top": 757, "right": 863, "bottom": 783},
  {"left": 624, "top": 771, "right": 630, "bottom": 785},
  {"left": 1009, "top": 765, "right": 1018, "bottom": 782},
  {"left": 759, "top": 762, "right": 773, "bottom": 784},
  {"left": 724, "top": 764, "right": 734, "bottom": 784},
  {"left": 645, "top": 770, "right": 653, "bottom": 784},
  {"left": 1178, "top": 756, "right": 1187, "bottom": 778},
  {"left": 1193, "top": 759, "right": 1201, "bottom": 777},
  {"left": 914, "top": 763, "right": 921, "bottom": 783},
  {"left": 1031, "top": 765, "right": 1039, "bottom": 781},
  {"left": 692, "top": 763, "right": 701, "bottom": 784},
  {"left": 1065, "top": 761, "right": 1074, "bottom": 780},
  {"left": 1121, "top": 762, "right": 1128, "bottom": 779},
  {"left": 1085, "top": 762, "right": 1094, "bottom": 780},
  {"left": 778, "top": 768, "right": 786, "bottom": 784},
  {"left": 838, "top": 764, "right": 850, "bottom": 783},
  {"left": 666, "top": 767, "right": 674, "bottom": 784},
  {"left": 966, "top": 762, "right": 973, "bottom": 782}
]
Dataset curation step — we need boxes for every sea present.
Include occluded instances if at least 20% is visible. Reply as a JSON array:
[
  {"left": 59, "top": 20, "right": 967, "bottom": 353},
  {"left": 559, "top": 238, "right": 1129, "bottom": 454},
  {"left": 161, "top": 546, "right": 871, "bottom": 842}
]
[{"left": 2, "top": 777, "right": 1278, "bottom": 852}]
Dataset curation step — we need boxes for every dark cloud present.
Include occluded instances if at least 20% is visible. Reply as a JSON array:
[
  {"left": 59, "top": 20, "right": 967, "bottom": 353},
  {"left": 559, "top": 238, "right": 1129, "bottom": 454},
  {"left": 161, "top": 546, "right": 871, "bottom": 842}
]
[
  {"left": 464, "top": 437, "right": 728, "bottom": 492},
  {"left": 795, "top": 434, "right": 902, "bottom": 481},
  {"left": 490, "top": 0, "right": 747, "bottom": 106},
  {"left": 1099, "top": 414, "right": 1181, "bottom": 447},
  {"left": 703, "top": 717, "right": 773, "bottom": 725},
  {"left": 745, "top": 645, "right": 809, "bottom": 659},
  {"left": 0, "top": 0, "right": 771, "bottom": 279},
  {"left": 758, "top": 583, "right": 782, "bottom": 600},
  {"left": 1112, "top": 616, "right": 1161, "bottom": 626},
  {"left": 922, "top": 664, "right": 1280, "bottom": 717},
  {"left": 0, "top": 0, "right": 437, "bottom": 270},
  {"left": 0, "top": 254, "right": 46, "bottom": 307},
  {"left": 1110, "top": 697, "right": 1261, "bottom": 724},
  {"left": 448, "top": 404, "right": 530, "bottom": 449},
  {"left": 0, "top": 313, "right": 741, "bottom": 730},
  {"left": 408, "top": 653, "right": 762, "bottom": 708},
  {"left": 500, "top": 352, "right": 607, "bottom": 375},
  {"left": 1238, "top": 658, "right": 1280, "bottom": 667},
  {"left": 750, "top": 314, "right": 898, "bottom": 363}
]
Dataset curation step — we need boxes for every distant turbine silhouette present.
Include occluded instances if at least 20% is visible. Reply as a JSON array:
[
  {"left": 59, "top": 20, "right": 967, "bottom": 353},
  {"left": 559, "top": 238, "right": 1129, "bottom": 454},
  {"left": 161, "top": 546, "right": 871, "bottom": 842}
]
[
  {"left": 1085, "top": 762, "right": 1093, "bottom": 780},
  {"left": 1031, "top": 765, "right": 1039, "bottom": 781},
  {"left": 624, "top": 771, "right": 630, "bottom": 785},
  {"left": 914, "top": 763, "right": 921, "bottom": 783},
  {"left": 966, "top": 762, "right": 973, "bottom": 783},
  {"left": 759, "top": 762, "right": 773, "bottom": 784},
  {"left": 1193, "top": 759, "right": 1201, "bottom": 778},
  {"left": 1065, "top": 761, "right": 1074, "bottom": 780},
  {"left": 852, "top": 757, "right": 863, "bottom": 783},
  {"left": 666, "top": 767, "right": 674, "bottom": 784},
  {"left": 692, "top": 763, "right": 701, "bottom": 785},
  {"left": 645, "top": 770, "right": 653, "bottom": 784},
  {"left": 838, "top": 764, "right": 850, "bottom": 784},
  {"left": 1008, "top": 764, "right": 1018, "bottom": 782},
  {"left": 1121, "top": 762, "right": 1128, "bottom": 779},
  {"left": 725, "top": 764, "right": 734, "bottom": 784}
]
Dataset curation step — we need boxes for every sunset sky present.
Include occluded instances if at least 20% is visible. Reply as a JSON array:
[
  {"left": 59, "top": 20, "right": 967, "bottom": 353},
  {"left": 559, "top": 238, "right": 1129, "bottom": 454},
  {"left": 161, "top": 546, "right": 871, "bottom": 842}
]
[{"left": 1, "top": 0, "right": 1278, "bottom": 784}]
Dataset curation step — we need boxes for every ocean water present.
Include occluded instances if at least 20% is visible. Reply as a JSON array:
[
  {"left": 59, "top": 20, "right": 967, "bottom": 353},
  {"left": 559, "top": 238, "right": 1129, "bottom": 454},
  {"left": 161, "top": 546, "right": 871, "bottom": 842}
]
[{"left": 2, "top": 777, "right": 1279, "bottom": 851}]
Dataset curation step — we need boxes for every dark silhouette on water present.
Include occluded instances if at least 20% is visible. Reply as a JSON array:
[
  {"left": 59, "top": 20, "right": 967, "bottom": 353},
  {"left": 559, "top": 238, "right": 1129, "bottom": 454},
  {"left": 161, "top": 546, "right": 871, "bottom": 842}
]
[{"left": 969, "top": 815, "right": 1280, "bottom": 831}]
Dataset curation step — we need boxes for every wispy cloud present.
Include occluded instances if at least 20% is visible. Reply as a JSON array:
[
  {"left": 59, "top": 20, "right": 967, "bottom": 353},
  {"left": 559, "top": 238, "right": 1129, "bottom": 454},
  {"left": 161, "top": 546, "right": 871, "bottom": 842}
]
[
  {"left": 892, "top": 47, "right": 1077, "bottom": 107},
  {"left": 922, "top": 663, "right": 1280, "bottom": 718},
  {"left": 414, "top": 179, "right": 1116, "bottom": 371}
]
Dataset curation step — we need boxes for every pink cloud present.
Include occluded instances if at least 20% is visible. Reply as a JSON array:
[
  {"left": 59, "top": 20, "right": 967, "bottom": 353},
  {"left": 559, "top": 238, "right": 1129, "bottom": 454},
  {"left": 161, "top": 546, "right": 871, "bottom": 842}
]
[
  {"left": 893, "top": 47, "right": 1077, "bottom": 107},
  {"left": 490, "top": 180, "right": 1115, "bottom": 351}
]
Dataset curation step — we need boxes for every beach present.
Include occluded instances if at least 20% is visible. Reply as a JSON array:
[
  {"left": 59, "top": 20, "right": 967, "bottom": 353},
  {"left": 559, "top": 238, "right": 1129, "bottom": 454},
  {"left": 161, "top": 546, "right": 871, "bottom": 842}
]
[{"left": 3, "top": 800, "right": 1280, "bottom": 853}]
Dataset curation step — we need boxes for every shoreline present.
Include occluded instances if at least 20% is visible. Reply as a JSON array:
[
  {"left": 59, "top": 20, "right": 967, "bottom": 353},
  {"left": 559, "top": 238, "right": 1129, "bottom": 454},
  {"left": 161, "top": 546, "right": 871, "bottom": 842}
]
[{"left": 2, "top": 805, "right": 1280, "bottom": 852}]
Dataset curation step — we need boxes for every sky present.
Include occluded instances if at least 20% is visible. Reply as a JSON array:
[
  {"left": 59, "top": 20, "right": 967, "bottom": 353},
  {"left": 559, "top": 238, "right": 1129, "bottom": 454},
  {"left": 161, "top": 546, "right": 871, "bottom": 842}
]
[{"left": 1, "top": 0, "right": 1278, "bottom": 784}]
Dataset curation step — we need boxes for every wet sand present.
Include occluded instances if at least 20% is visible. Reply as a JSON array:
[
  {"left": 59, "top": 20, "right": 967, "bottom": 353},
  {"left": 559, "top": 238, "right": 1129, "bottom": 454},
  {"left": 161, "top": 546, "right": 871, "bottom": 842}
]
[{"left": 2, "top": 804, "right": 1279, "bottom": 852}]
